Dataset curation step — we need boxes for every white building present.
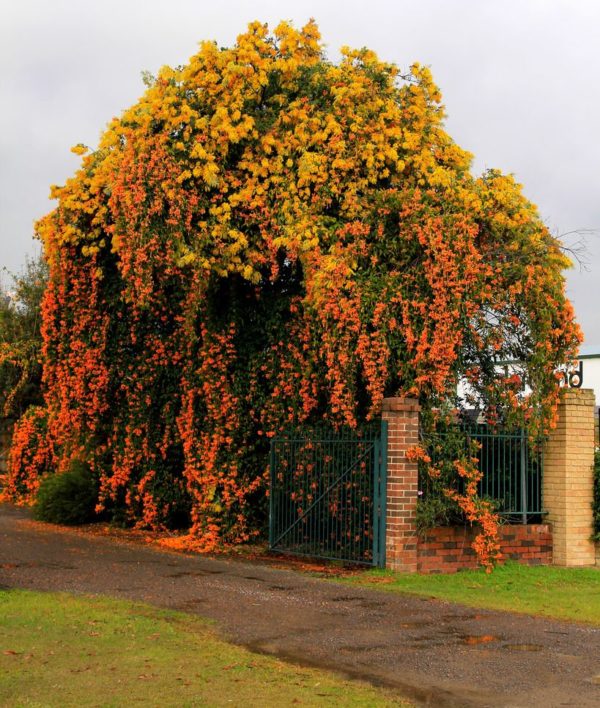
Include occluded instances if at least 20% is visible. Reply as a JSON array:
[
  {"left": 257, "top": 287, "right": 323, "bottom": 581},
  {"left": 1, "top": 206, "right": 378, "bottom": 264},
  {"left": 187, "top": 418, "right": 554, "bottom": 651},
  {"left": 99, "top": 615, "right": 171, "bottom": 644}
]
[
  {"left": 457, "top": 346, "right": 600, "bottom": 415},
  {"left": 568, "top": 346, "right": 600, "bottom": 406}
]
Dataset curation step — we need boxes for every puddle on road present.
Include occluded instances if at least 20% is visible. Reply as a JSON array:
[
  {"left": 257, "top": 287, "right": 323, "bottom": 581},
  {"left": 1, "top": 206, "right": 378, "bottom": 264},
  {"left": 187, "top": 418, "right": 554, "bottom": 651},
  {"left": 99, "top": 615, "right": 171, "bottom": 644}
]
[
  {"left": 462, "top": 635, "right": 498, "bottom": 646},
  {"left": 117, "top": 559, "right": 164, "bottom": 564},
  {"left": 165, "top": 569, "right": 224, "bottom": 579},
  {"left": 176, "top": 598, "right": 207, "bottom": 610},
  {"left": 0, "top": 561, "right": 75, "bottom": 570},
  {"left": 330, "top": 596, "right": 362, "bottom": 603},
  {"left": 399, "top": 620, "right": 431, "bottom": 629},
  {"left": 407, "top": 635, "right": 449, "bottom": 646},
  {"left": 358, "top": 600, "right": 385, "bottom": 610},
  {"left": 402, "top": 631, "right": 543, "bottom": 652},
  {"left": 338, "top": 644, "right": 388, "bottom": 654},
  {"left": 441, "top": 613, "right": 485, "bottom": 622}
]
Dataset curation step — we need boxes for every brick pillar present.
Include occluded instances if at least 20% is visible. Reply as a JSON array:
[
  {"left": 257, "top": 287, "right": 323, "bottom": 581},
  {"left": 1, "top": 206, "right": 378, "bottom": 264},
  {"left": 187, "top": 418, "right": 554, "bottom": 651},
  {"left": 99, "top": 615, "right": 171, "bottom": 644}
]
[
  {"left": 543, "top": 388, "right": 596, "bottom": 566},
  {"left": 382, "top": 397, "right": 420, "bottom": 572}
]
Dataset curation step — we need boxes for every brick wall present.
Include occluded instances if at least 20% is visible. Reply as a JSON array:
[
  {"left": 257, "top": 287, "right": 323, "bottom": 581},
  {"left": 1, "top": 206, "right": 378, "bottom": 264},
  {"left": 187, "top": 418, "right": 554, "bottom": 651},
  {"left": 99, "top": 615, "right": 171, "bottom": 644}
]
[
  {"left": 418, "top": 524, "right": 552, "bottom": 574},
  {"left": 383, "top": 391, "right": 596, "bottom": 573}
]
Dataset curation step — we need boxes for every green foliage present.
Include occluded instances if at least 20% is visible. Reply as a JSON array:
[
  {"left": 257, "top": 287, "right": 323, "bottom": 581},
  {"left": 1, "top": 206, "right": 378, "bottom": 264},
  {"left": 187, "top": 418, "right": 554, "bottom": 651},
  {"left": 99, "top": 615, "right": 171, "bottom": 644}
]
[
  {"left": 0, "top": 254, "right": 47, "bottom": 430},
  {"left": 593, "top": 449, "right": 600, "bottom": 542},
  {"left": 33, "top": 460, "right": 98, "bottom": 525},
  {"left": 416, "top": 495, "right": 463, "bottom": 533},
  {"left": 415, "top": 413, "right": 471, "bottom": 533}
]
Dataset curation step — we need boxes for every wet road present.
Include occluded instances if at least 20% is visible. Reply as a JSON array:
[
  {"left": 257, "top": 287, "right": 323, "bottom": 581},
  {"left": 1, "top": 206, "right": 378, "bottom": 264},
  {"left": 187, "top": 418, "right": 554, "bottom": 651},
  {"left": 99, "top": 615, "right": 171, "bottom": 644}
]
[{"left": 1, "top": 503, "right": 599, "bottom": 707}]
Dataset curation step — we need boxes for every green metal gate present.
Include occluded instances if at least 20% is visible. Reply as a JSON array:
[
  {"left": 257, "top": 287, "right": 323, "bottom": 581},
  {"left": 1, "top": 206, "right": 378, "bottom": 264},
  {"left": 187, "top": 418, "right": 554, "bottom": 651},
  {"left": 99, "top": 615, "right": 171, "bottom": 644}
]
[
  {"left": 425, "top": 424, "right": 544, "bottom": 523},
  {"left": 469, "top": 425, "right": 544, "bottom": 523},
  {"left": 269, "top": 422, "right": 388, "bottom": 567}
]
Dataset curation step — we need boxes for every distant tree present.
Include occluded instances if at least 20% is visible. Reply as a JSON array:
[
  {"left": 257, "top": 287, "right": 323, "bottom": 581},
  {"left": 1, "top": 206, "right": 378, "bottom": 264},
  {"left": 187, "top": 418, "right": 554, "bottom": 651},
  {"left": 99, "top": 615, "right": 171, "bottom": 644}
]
[{"left": 0, "top": 254, "right": 48, "bottom": 430}]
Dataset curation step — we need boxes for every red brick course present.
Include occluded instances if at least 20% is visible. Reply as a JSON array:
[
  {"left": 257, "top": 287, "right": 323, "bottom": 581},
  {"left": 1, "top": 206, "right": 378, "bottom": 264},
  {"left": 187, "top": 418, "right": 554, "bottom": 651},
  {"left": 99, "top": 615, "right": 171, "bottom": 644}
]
[{"left": 417, "top": 524, "right": 552, "bottom": 574}]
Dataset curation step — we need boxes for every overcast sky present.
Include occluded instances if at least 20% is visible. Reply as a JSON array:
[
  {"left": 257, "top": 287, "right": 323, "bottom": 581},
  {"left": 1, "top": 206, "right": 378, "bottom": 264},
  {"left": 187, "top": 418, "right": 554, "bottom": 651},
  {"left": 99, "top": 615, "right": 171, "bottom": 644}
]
[{"left": 1, "top": 0, "right": 599, "bottom": 346}]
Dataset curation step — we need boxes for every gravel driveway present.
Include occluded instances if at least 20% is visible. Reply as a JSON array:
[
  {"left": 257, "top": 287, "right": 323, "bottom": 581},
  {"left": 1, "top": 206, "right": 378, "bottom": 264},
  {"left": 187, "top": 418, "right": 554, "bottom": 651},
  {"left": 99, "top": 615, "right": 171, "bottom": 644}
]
[{"left": 1, "top": 503, "right": 599, "bottom": 707}]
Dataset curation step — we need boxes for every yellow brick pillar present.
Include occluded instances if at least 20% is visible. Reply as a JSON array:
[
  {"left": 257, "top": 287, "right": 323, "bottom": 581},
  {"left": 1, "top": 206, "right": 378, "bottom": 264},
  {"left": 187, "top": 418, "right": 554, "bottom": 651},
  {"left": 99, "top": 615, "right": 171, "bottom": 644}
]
[{"left": 543, "top": 388, "right": 596, "bottom": 566}]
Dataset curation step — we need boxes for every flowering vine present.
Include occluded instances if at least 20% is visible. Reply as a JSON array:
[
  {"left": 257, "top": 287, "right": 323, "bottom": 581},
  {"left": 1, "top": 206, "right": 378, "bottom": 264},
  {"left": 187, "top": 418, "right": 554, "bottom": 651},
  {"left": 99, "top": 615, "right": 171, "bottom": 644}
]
[{"left": 4, "top": 21, "right": 580, "bottom": 567}]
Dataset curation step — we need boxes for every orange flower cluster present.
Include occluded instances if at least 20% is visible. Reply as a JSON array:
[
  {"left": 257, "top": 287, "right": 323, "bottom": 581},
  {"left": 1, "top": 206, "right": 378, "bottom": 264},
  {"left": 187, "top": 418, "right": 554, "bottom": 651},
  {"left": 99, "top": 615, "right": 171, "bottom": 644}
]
[
  {"left": 5, "top": 21, "right": 580, "bottom": 562},
  {"left": 2, "top": 407, "right": 52, "bottom": 502},
  {"left": 446, "top": 459, "right": 501, "bottom": 572}
]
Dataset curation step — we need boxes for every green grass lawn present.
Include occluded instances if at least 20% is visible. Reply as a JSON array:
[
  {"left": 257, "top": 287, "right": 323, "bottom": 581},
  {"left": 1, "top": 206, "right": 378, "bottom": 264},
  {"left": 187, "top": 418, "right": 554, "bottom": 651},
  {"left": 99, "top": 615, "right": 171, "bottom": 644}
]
[
  {"left": 340, "top": 562, "right": 600, "bottom": 625},
  {"left": 0, "top": 590, "right": 409, "bottom": 708}
]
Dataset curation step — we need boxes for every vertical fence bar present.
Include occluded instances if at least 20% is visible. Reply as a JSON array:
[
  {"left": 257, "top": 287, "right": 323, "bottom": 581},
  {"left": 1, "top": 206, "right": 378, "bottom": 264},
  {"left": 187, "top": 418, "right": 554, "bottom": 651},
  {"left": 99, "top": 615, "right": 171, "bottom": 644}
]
[
  {"left": 372, "top": 437, "right": 380, "bottom": 568},
  {"left": 520, "top": 428, "right": 527, "bottom": 524},
  {"left": 269, "top": 439, "right": 275, "bottom": 548},
  {"left": 378, "top": 420, "right": 388, "bottom": 568}
]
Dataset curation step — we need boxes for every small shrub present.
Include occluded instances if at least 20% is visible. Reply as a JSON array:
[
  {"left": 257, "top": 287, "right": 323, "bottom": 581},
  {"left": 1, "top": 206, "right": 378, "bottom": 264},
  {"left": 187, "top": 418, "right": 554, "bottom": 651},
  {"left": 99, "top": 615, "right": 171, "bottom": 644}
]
[
  {"left": 33, "top": 460, "right": 98, "bottom": 525},
  {"left": 416, "top": 495, "right": 462, "bottom": 534},
  {"left": 593, "top": 450, "right": 600, "bottom": 542}
]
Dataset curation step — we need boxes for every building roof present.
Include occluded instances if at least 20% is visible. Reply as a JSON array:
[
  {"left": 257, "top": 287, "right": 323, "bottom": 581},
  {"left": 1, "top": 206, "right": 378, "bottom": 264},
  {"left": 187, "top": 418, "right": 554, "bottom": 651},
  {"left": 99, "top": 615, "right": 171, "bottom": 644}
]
[{"left": 578, "top": 345, "right": 600, "bottom": 359}]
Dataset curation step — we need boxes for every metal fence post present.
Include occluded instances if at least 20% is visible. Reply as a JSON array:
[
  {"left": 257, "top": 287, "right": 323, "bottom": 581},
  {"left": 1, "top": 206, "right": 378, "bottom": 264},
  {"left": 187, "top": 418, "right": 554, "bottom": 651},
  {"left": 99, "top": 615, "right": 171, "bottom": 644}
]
[
  {"left": 520, "top": 429, "right": 527, "bottom": 525},
  {"left": 378, "top": 419, "right": 388, "bottom": 568},
  {"left": 268, "top": 439, "right": 275, "bottom": 548}
]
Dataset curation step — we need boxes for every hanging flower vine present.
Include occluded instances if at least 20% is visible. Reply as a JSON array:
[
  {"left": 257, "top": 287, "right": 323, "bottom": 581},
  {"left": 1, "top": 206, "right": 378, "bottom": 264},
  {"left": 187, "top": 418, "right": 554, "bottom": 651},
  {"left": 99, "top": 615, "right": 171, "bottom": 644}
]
[{"left": 3, "top": 21, "right": 581, "bottom": 567}]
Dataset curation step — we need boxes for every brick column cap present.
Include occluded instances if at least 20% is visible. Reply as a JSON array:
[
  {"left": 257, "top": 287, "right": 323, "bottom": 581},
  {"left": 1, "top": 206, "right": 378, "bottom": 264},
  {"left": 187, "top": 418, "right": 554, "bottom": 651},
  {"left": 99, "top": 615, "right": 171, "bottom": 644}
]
[
  {"left": 558, "top": 388, "right": 596, "bottom": 404},
  {"left": 382, "top": 397, "right": 420, "bottom": 413}
]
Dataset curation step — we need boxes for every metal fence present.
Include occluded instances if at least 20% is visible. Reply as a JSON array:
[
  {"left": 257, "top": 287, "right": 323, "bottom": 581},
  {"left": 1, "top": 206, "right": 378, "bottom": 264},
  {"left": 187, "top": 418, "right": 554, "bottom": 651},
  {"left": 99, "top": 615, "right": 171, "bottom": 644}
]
[
  {"left": 269, "top": 422, "right": 387, "bottom": 566},
  {"left": 426, "top": 425, "right": 544, "bottom": 523}
]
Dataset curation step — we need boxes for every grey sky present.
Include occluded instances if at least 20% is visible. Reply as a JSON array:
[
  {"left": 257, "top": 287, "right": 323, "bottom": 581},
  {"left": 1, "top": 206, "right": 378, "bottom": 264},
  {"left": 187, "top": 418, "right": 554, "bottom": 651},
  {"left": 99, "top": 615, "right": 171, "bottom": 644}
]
[{"left": 1, "top": 0, "right": 599, "bottom": 345}]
